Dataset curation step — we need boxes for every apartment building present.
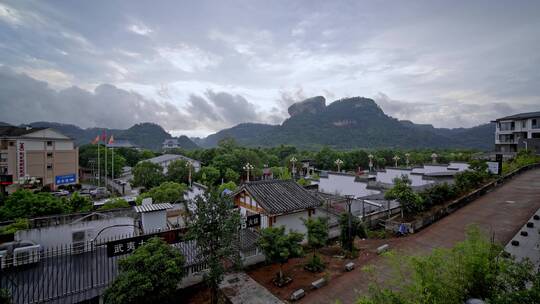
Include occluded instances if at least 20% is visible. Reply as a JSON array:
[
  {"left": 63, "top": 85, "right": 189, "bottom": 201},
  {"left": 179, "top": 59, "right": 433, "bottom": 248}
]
[
  {"left": 493, "top": 111, "right": 540, "bottom": 154},
  {"left": 0, "top": 126, "right": 79, "bottom": 191}
]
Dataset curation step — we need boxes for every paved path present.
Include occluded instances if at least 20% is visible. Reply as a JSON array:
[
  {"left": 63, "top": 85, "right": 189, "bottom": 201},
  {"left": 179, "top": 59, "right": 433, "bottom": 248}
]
[
  {"left": 301, "top": 168, "right": 540, "bottom": 304},
  {"left": 221, "top": 272, "right": 284, "bottom": 304}
]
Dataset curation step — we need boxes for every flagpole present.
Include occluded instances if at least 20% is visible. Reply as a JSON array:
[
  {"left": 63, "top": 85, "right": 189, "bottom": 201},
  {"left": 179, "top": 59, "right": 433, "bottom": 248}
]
[
  {"left": 105, "top": 133, "right": 107, "bottom": 189},
  {"left": 97, "top": 140, "right": 100, "bottom": 187}
]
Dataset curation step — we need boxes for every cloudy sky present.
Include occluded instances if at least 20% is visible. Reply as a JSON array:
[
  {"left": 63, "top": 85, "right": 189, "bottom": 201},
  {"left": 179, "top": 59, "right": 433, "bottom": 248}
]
[{"left": 0, "top": 0, "right": 539, "bottom": 137}]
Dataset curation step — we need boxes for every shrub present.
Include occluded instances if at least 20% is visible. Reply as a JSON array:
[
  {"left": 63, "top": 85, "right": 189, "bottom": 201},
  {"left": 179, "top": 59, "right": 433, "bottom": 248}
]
[{"left": 98, "top": 198, "right": 130, "bottom": 211}]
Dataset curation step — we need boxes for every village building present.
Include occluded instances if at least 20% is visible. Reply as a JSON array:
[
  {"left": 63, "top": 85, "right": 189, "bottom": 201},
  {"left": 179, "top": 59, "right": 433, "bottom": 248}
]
[
  {"left": 232, "top": 179, "right": 322, "bottom": 235},
  {"left": 142, "top": 153, "right": 201, "bottom": 174}
]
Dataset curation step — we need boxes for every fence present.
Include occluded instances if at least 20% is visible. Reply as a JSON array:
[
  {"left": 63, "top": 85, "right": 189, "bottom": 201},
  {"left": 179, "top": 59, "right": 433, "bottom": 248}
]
[{"left": 0, "top": 229, "right": 205, "bottom": 304}]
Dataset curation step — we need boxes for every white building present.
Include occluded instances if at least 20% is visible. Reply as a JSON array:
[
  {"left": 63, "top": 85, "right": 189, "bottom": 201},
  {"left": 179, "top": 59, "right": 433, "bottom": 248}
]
[
  {"left": 232, "top": 180, "right": 323, "bottom": 236},
  {"left": 317, "top": 172, "right": 381, "bottom": 197},
  {"left": 142, "top": 154, "right": 201, "bottom": 174},
  {"left": 493, "top": 111, "right": 540, "bottom": 155}
]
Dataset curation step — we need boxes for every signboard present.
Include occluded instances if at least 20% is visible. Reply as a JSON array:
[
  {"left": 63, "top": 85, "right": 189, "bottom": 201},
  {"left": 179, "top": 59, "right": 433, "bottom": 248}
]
[
  {"left": 0, "top": 175, "right": 13, "bottom": 185},
  {"left": 17, "top": 142, "right": 25, "bottom": 178},
  {"left": 55, "top": 173, "right": 76, "bottom": 185},
  {"left": 487, "top": 161, "right": 501, "bottom": 175},
  {"left": 242, "top": 214, "right": 261, "bottom": 228},
  {"left": 106, "top": 228, "right": 186, "bottom": 257}
]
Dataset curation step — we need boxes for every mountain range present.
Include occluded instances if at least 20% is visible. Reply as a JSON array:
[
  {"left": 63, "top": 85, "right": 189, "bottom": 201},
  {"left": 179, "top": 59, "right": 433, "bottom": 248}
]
[
  {"left": 4, "top": 96, "right": 495, "bottom": 151},
  {"left": 193, "top": 96, "right": 495, "bottom": 150}
]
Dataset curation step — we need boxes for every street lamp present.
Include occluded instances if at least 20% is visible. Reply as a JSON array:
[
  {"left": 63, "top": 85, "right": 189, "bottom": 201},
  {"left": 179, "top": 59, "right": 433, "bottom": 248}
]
[
  {"left": 368, "top": 154, "right": 374, "bottom": 172},
  {"left": 290, "top": 156, "right": 297, "bottom": 178},
  {"left": 405, "top": 153, "right": 410, "bottom": 168},
  {"left": 345, "top": 195, "right": 354, "bottom": 252},
  {"left": 243, "top": 162, "right": 254, "bottom": 182},
  {"left": 185, "top": 160, "right": 193, "bottom": 187},
  {"left": 431, "top": 153, "right": 438, "bottom": 164},
  {"left": 335, "top": 159, "right": 344, "bottom": 172},
  {"left": 392, "top": 155, "right": 400, "bottom": 167}
]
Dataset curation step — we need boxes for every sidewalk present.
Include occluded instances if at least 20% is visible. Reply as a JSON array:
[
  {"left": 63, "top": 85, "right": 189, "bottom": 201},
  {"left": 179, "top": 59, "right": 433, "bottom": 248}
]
[{"left": 221, "top": 272, "right": 284, "bottom": 304}]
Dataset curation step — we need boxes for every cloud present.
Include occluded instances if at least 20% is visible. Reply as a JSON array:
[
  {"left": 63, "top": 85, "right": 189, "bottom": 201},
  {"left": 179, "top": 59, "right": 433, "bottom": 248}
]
[
  {"left": 0, "top": 67, "right": 195, "bottom": 130},
  {"left": 0, "top": 3, "right": 22, "bottom": 26},
  {"left": 156, "top": 44, "right": 221, "bottom": 73},
  {"left": 127, "top": 23, "right": 153, "bottom": 36}
]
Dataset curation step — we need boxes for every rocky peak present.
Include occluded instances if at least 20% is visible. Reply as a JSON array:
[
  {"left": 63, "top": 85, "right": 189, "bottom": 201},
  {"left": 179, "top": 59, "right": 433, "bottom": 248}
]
[{"left": 287, "top": 96, "right": 326, "bottom": 117}]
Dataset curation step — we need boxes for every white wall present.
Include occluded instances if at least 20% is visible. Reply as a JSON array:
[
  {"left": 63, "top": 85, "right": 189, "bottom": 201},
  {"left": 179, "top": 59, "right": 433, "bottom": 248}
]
[
  {"left": 376, "top": 169, "right": 432, "bottom": 186},
  {"left": 141, "top": 211, "right": 167, "bottom": 233},
  {"left": 275, "top": 211, "right": 310, "bottom": 235},
  {"left": 16, "top": 216, "right": 135, "bottom": 249},
  {"left": 448, "top": 162, "right": 470, "bottom": 171},
  {"left": 319, "top": 173, "right": 380, "bottom": 197},
  {"left": 54, "top": 141, "right": 74, "bottom": 150}
]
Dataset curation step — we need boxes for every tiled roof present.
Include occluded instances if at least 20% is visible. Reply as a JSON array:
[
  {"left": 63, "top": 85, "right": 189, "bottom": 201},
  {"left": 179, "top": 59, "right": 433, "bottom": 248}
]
[
  {"left": 145, "top": 154, "right": 198, "bottom": 165},
  {"left": 496, "top": 111, "right": 540, "bottom": 121},
  {"left": 134, "top": 203, "right": 173, "bottom": 213},
  {"left": 236, "top": 179, "right": 322, "bottom": 215}
]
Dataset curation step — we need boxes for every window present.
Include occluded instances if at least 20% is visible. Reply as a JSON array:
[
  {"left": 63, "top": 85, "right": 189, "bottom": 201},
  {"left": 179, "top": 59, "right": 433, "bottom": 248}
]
[
  {"left": 8, "top": 141, "right": 14, "bottom": 146},
  {"left": 47, "top": 164, "right": 53, "bottom": 170},
  {"left": 533, "top": 119, "right": 538, "bottom": 129},
  {"left": 46, "top": 141, "right": 53, "bottom": 146},
  {"left": 522, "top": 121, "right": 527, "bottom": 128},
  {"left": 47, "top": 152, "right": 53, "bottom": 157}
]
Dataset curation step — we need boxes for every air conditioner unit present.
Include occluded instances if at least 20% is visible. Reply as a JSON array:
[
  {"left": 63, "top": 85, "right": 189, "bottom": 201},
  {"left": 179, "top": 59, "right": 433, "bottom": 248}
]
[
  {"left": 13, "top": 245, "right": 41, "bottom": 266},
  {"left": 72, "top": 228, "right": 94, "bottom": 254}
]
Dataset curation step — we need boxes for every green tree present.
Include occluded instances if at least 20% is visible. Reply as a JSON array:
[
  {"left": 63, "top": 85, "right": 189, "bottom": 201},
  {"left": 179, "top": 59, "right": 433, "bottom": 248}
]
[
  {"left": 196, "top": 166, "right": 220, "bottom": 186},
  {"left": 138, "top": 182, "right": 187, "bottom": 204},
  {"left": 98, "top": 198, "right": 130, "bottom": 211},
  {"left": 224, "top": 168, "right": 240, "bottom": 183},
  {"left": 0, "top": 288, "right": 11, "bottom": 304},
  {"left": 278, "top": 167, "right": 292, "bottom": 180},
  {"left": 258, "top": 226, "right": 304, "bottom": 285},
  {"left": 303, "top": 217, "right": 329, "bottom": 272},
  {"left": 0, "top": 218, "right": 29, "bottom": 235},
  {"left": 218, "top": 181, "right": 237, "bottom": 194},
  {"left": 66, "top": 192, "right": 93, "bottom": 212},
  {"left": 166, "top": 159, "right": 189, "bottom": 183},
  {"left": 384, "top": 175, "right": 424, "bottom": 215},
  {"left": 187, "top": 192, "right": 241, "bottom": 304},
  {"left": 104, "top": 237, "right": 185, "bottom": 304},
  {"left": 339, "top": 213, "right": 367, "bottom": 253},
  {"left": 132, "top": 161, "right": 164, "bottom": 189},
  {"left": 0, "top": 190, "right": 69, "bottom": 221}
]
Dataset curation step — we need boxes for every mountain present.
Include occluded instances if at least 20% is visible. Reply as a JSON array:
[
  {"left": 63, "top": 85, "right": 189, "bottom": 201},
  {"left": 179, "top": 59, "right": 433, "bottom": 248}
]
[
  {"left": 26, "top": 122, "right": 199, "bottom": 151},
  {"left": 197, "top": 96, "right": 495, "bottom": 150}
]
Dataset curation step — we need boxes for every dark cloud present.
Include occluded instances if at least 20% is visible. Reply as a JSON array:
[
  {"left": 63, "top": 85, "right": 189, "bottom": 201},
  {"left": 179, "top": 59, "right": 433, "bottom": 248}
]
[{"left": 0, "top": 67, "right": 194, "bottom": 130}]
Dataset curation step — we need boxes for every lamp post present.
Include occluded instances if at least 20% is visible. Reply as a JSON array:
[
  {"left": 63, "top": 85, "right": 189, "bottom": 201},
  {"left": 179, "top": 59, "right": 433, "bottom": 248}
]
[
  {"left": 392, "top": 155, "right": 400, "bottom": 167},
  {"left": 345, "top": 195, "right": 354, "bottom": 252},
  {"left": 243, "top": 162, "right": 254, "bottom": 182},
  {"left": 368, "top": 154, "right": 374, "bottom": 172},
  {"left": 335, "top": 159, "right": 344, "bottom": 172},
  {"left": 186, "top": 160, "right": 193, "bottom": 187},
  {"left": 290, "top": 156, "right": 297, "bottom": 178},
  {"left": 431, "top": 153, "right": 438, "bottom": 164},
  {"left": 405, "top": 153, "right": 410, "bottom": 168}
]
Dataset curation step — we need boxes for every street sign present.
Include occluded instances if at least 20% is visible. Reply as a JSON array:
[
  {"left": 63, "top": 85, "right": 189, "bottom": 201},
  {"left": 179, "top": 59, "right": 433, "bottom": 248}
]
[
  {"left": 106, "top": 228, "right": 186, "bottom": 257},
  {"left": 55, "top": 173, "right": 76, "bottom": 185},
  {"left": 487, "top": 161, "right": 501, "bottom": 175}
]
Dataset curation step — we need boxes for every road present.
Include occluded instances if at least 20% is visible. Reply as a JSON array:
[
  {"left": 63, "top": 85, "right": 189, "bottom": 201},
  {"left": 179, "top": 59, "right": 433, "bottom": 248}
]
[{"left": 301, "top": 167, "right": 540, "bottom": 304}]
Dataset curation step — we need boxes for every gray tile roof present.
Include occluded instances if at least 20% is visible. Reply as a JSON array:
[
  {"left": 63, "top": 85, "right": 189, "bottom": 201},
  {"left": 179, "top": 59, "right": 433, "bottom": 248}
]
[
  {"left": 0, "top": 126, "right": 46, "bottom": 137},
  {"left": 134, "top": 203, "right": 173, "bottom": 213},
  {"left": 236, "top": 179, "right": 322, "bottom": 215},
  {"left": 145, "top": 154, "right": 198, "bottom": 165}
]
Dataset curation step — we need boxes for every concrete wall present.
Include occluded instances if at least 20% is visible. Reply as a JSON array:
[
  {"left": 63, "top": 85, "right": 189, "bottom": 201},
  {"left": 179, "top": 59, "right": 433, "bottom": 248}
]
[
  {"left": 15, "top": 216, "right": 135, "bottom": 249},
  {"left": 376, "top": 168, "right": 432, "bottom": 186},
  {"left": 319, "top": 173, "right": 380, "bottom": 197},
  {"left": 141, "top": 211, "right": 167, "bottom": 233},
  {"left": 275, "top": 210, "right": 311, "bottom": 235}
]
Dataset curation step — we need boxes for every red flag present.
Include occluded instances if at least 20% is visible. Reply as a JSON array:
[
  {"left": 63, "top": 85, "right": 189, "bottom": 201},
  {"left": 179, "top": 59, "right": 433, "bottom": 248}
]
[
  {"left": 108, "top": 135, "right": 115, "bottom": 145},
  {"left": 91, "top": 135, "right": 99, "bottom": 144},
  {"left": 101, "top": 130, "right": 107, "bottom": 142}
]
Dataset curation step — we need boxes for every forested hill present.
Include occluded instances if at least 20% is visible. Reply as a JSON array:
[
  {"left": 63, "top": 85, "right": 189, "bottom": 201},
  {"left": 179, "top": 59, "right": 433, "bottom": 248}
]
[
  {"left": 25, "top": 122, "right": 199, "bottom": 151},
  {"left": 195, "top": 96, "right": 495, "bottom": 150}
]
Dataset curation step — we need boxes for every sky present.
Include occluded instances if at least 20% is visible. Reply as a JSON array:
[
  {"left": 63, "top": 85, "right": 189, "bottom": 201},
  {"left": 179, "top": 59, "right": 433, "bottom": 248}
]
[{"left": 0, "top": 0, "right": 539, "bottom": 137}]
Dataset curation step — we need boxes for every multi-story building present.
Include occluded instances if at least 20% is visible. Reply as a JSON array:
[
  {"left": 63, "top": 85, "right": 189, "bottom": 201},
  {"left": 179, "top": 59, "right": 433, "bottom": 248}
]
[
  {"left": 0, "top": 126, "right": 79, "bottom": 191},
  {"left": 493, "top": 111, "right": 540, "bottom": 155}
]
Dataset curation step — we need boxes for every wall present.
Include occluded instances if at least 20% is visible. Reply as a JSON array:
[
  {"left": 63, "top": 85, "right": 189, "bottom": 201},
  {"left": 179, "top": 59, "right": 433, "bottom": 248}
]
[
  {"left": 15, "top": 216, "right": 135, "bottom": 249},
  {"left": 319, "top": 173, "right": 380, "bottom": 197},
  {"left": 275, "top": 210, "right": 311, "bottom": 235},
  {"left": 141, "top": 211, "right": 167, "bottom": 233},
  {"left": 376, "top": 168, "right": 432, "bottom": 186}
]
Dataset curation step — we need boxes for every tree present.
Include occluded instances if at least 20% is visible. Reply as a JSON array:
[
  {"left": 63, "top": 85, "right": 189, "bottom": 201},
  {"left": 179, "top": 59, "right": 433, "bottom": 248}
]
[
  {"left": 0, "top": 289, "right": 11, "bottom": 304},
  {"left": 339, "top": 213, "right": 367, "bottom": 254},
  {"left": 66, "top": 192, "right": 93, "bottom": 212},
  {"left": 258, "top": 226, "right": 304, "bottom": 286},
  {"left": 104, "top": 237, "right": 185, "bottom": 304},
  {"left": 278, "top": 167, "right": 292, "bottom": 180},
  {"left": 0, "top": 190, "right": 69, "bottom": 221},
  {"left": 132, "top": 161, "right": 164, "bottom": 189},
  {"left": 138, "top": 182, "right": 187, "bottom": 204},
  {"left": 224, "top": 168, "right": 240, "bottom": 183},
  {"left": 303, "top": 217, "right": 329, "bottom": 272},
  {"left": 384, "top": 175, "right": 424, "bottom": 215},
  {"left": 98, "top": 198, "right": 130, "bottom": 211},
  {"left": 196, "top": 166, "right": 220, "bottom": 186},
  {"left": 218, "top": 181, "right": 237, "bottom": 194},
  {"left": 187, "top": 192, "right": 241, "bottom": 304},
  {"left": 166, "top": 159, "right": 189, "bottom": 183}
]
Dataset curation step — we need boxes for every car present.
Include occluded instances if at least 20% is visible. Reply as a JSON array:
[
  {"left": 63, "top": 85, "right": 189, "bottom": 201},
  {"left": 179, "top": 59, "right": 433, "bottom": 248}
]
[
  {"left": 0, "top": 240, "right": 42, "bottom": 268},
  {"left": 51, "top": 190, "right": 70, "bottom": 197},
  {"left": 90, "top": 187, "right": 110, "bottom": 198}
]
